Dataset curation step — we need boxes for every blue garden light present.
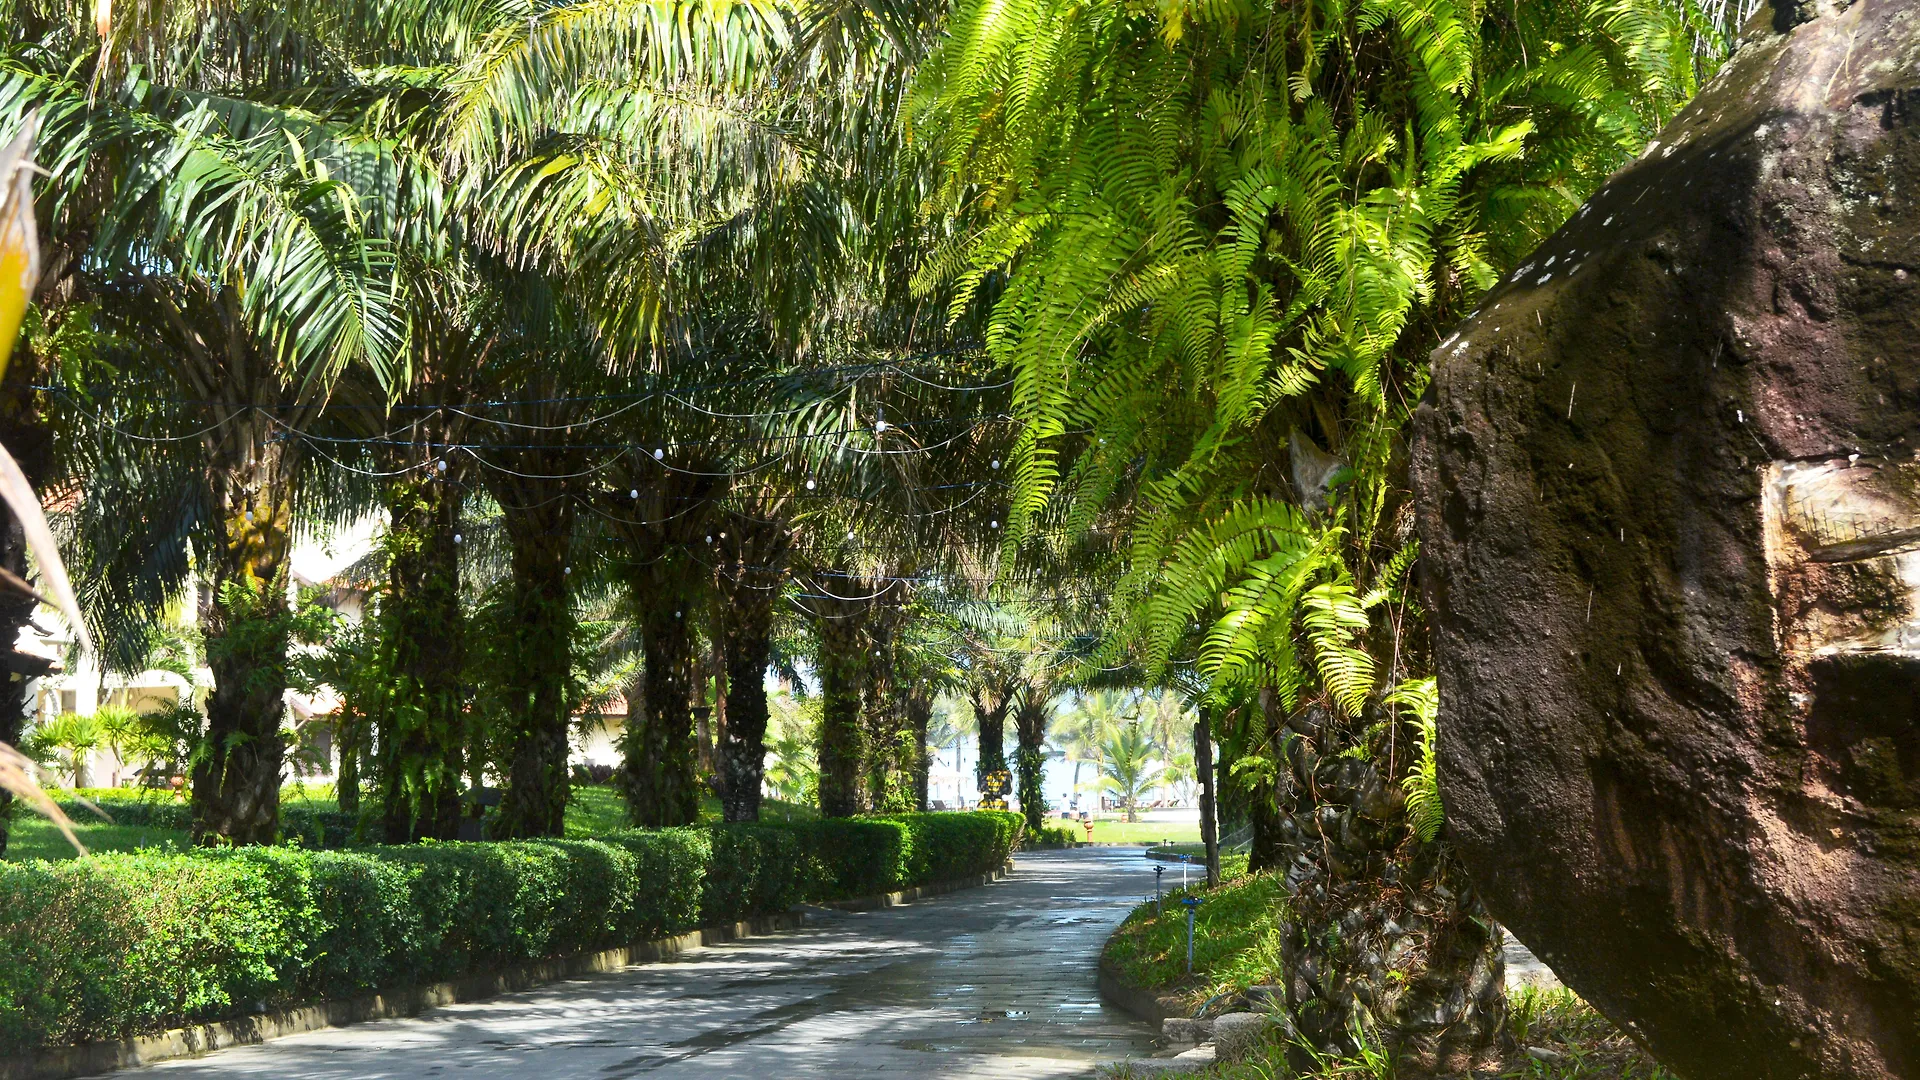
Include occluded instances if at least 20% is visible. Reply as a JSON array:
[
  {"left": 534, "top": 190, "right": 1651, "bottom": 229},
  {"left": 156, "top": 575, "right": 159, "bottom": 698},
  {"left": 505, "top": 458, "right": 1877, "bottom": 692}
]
[
  {"left": 1154, "top": 865, "right": 1165, "bottom": 914},
  {"left": 1182, "top": 896, "right": 1202, "bottom": 974}
]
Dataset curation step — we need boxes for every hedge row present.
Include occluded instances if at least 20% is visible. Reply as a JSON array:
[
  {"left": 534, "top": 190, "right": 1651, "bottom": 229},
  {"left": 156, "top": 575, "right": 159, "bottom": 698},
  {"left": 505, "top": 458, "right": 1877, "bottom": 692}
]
[{"left": 0, "top": 810, "right": 1023, "bottom": 1055}]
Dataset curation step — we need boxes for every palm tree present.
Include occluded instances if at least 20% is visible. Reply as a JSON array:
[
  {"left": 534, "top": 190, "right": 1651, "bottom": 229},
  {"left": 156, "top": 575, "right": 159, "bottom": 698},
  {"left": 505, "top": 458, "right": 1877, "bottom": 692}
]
[
  {"left": 5, "top": 10, "right": 407, "bottom": 842},
  {"left": 1059, "top": 690, "right": 1126, "bottom": 809},
  {"left": 1099, "top": 720, "right": 1160, "bottom": 824}
]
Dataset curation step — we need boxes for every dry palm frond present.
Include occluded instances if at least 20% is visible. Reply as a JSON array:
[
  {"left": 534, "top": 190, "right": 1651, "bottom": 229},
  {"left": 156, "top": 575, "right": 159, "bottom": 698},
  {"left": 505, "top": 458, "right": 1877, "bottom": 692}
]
[
  {"left": 0, "top": 742, "right": 86, "bottom": 854},
  {"left": 0, "top": 113, "right": 95, "bottom": 855}
]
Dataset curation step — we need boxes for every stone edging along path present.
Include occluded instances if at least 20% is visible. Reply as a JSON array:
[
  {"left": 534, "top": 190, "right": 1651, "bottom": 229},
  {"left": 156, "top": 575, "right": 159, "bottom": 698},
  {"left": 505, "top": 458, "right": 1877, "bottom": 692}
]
[
  {"left": 1096, "top": 957, "right": 1190, "bottom": 1028},
  {"left": 5, "top": 862, "right": 1016, "bottom": 1080}
]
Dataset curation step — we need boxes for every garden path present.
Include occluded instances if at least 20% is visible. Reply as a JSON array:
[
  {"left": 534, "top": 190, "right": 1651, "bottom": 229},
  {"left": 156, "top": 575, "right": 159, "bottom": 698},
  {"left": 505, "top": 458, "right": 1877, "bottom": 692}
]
[{"left": 92, "top": 847, "right": 1161, "bottom": 1080}]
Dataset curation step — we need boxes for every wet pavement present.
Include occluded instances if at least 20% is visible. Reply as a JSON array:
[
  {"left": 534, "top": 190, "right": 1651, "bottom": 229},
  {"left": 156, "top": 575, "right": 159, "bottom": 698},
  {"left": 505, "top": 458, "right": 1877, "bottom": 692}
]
[{"left": 98, "top": 847, "right": 1162, "bottom": 1080}]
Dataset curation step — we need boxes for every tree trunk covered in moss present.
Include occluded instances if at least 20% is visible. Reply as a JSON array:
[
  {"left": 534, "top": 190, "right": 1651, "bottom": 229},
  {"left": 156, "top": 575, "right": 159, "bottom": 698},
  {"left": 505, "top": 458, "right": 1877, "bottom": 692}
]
[
  {"left": 719, "top": 624, "right": 771, "bottom": 821},
  {"left": 969, "top": 685, "right": 1011, "bottom": 810},
  {"left": 621, "top": 564, "right": 700, "bottom": 827},
  {"left": 376, "top": 477, "right": 465, "bottom": 843},
  {"left": 1012, "top": 694, "right": 1049, "bottom": 831},
  {"left": 193, "top": 419, "right": 299, "bottom": 846},
  {"left": 715, "top": 520, "right": 787, "bottom": 822},
  {"left": 905, "top": 687, "right": 933, "bottom": 812},
  {"left": 333, "top": 711, "right": 363, "bottom": 815},
  {"left": 815, "top": 601, "right": 867, "bottom": 817},
  {"left": 490, "top": 499, "right": 574, "bottom": 839},
  {"left": 862, "top": 616, "right": 912, "bottom": 813}
]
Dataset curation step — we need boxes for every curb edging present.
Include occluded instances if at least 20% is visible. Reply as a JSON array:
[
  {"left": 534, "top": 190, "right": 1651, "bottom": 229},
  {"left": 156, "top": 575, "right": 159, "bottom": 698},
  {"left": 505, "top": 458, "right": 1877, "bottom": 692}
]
[
  {"left": 1096, "top": 957, "right": 1191, "bottom": 1028},
  {"left": 8, "top": 865, "right": 1015, "bottom": 1080}
]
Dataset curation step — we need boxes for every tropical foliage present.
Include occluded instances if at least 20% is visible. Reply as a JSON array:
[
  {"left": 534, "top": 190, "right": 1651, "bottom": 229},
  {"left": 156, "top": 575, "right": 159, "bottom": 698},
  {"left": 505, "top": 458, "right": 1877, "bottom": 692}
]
[
  {"left": 912, "top": 0, "right": 1738, "bottom": 1054},
  {"left": 0, "top": 0, "right": 1753, "bottom": 1063}
]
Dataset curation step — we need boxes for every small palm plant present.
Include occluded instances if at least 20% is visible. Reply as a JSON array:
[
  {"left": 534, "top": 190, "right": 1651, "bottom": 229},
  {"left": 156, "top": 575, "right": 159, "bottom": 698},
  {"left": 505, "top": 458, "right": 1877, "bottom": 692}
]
[
  {"left": 1100, "top": 720, "right": 1163, "bottom": 823},
  {"left": 92, "top": 705, "right": 142, "bottom": 788},
  {"left": 27, "top": 713, "right": 102, "bottom": 789}
]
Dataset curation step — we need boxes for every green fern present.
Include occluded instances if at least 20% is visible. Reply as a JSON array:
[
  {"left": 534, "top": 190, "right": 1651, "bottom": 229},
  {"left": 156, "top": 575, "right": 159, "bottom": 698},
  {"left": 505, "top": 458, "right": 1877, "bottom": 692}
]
[{"left": 1388, "top": 678, "right": 1443, "bottom": 843}]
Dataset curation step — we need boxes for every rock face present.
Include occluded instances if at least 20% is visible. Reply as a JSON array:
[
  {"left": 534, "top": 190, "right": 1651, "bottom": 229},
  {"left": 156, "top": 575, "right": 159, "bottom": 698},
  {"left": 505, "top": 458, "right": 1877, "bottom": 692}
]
[{"left": 1412, "top": 3, "right": 1920, "bottom": 1078}]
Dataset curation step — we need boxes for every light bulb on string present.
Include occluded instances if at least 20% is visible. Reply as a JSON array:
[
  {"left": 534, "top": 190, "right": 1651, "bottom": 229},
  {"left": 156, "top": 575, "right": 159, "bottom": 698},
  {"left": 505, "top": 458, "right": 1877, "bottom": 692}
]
[
  {"left": 653, "top": 448, "right": 664, "bottom": 460},
  {"left": 436, "top": 460, "right": 447, "bottom": 473},
  {"left": 990, "top": 460, "right": 1000, "bottom": 470},
  {"left": 453, "top": 534, "right": 463, "bottom": 545},
  {"left": 630, "top": 489, "right": 639, "bottom": 499},
  {"left": 564, "top": 566, "right": 572, "bottom": 575},
  {"left": 989, "top": 520, "right": 999, "bottom": 530},
  {"left": 805, "top": 479, "right": 816, "bottom": 490},
  {"left": 706, "top": 535, "right": 713, "bottom": 544}
]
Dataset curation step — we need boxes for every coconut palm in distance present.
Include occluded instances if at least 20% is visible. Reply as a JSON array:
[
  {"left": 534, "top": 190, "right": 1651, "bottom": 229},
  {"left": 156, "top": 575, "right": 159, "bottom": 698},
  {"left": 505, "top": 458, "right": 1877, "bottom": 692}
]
[{"left": 1098, "top": 719, "right": 1160, "bottom": 824}]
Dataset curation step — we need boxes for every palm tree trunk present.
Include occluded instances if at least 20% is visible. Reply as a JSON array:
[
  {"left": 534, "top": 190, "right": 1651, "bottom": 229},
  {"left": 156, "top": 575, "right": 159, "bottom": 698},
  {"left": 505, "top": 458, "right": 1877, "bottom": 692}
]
[
  {"left": 973, "top": 694, "right": 1010, "bottom": 811},
  {"left": 905, "top": 688, "right": 933, "bottom": 811},
  {"left": 718, "top": 622, "right": 772, "bottom": 822},
  {"left": 1013, "top": 698, "right": 1048, "bottom": 831},
  {"left": 621, "top": 579, "right": 700, "bottom": 827},
  {"left": 1255, "top": 693, "right": 1505, "bottom": 1059},
  {"left": 334, "top": 709, "right": 362, "bottom": 814},
  {"left": 815, "top": 605, "right": 867, "bottom": 817},
  {"left": 490, "top": 498, "right": 574, "bottom": 838},
  {"left": 862, "top": 620, "right": 906, "bottom": 812},
  {"left": 377, "top": 477, "right": 466, "bottom": 842},
  {"left": 715, "top": 528, "right": 784, "bottom": 822},
  {"left": 193, "top": 426, "right": 297, "bottom": 846}
]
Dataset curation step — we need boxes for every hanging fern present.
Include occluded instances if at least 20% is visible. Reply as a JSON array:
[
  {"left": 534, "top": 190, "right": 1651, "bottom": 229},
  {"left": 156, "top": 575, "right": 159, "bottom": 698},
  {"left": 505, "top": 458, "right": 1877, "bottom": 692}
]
[{"left": 1388, "top": 677, "right": 1444, "bottom": 843}]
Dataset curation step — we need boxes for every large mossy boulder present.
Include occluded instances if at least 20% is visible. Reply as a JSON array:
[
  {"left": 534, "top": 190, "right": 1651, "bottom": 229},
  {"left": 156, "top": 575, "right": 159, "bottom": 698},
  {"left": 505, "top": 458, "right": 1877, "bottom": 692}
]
[{"left": 1412, "top": 2, "right": 1920, "bottom": 1077}]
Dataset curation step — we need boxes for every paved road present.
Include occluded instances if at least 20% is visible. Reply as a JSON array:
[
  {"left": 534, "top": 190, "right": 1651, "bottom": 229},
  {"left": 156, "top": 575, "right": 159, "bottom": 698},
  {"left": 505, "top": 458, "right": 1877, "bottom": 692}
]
[{"left": 98, "top": 848, "right": 1161, "bottom": 1080}]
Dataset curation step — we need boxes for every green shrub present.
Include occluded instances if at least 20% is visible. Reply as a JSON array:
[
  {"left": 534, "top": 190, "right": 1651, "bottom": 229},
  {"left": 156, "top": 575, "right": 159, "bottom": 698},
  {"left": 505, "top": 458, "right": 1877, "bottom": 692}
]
[
  {"left": 703, "top": 825, "right": 807, "bottom": 923},
  {"left": 0, "top": 810, "right": 1021, "bottom": 1056},
  {"left": 1026, "top": 824, "right": 1079, "bottom": 846},
  {"left": 788, "top": 818, "right": 912, "bottom": 898}
]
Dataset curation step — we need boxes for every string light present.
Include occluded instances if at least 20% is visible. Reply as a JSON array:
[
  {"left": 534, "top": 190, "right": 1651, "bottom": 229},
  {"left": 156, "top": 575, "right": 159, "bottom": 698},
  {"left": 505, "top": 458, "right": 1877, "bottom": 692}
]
[{"left": 453, "top": 533, "right": 463, "bottom": 544}]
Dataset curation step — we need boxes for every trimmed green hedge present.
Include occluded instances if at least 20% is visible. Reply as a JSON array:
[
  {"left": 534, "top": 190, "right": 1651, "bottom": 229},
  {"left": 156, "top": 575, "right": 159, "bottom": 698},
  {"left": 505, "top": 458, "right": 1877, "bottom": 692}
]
[{"left": 0, "top": 810, "right": 1022, "bottom": 1055}]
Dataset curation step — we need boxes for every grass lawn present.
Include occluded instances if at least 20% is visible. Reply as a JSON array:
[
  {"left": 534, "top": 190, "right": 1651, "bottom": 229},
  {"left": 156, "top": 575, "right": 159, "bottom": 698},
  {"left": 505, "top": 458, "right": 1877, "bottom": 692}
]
[
  {"left": 5, "top": 783, "right": 826, "bottom": 860},
  {"left": 1061, "top": 818, "right": 1201, "bottom": 845},
  {"left": 2, "top": 815, "right": 189, "bottom": 861},
  {"left": 563, "top": 785, "right": 819, "bottom": 837}
]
